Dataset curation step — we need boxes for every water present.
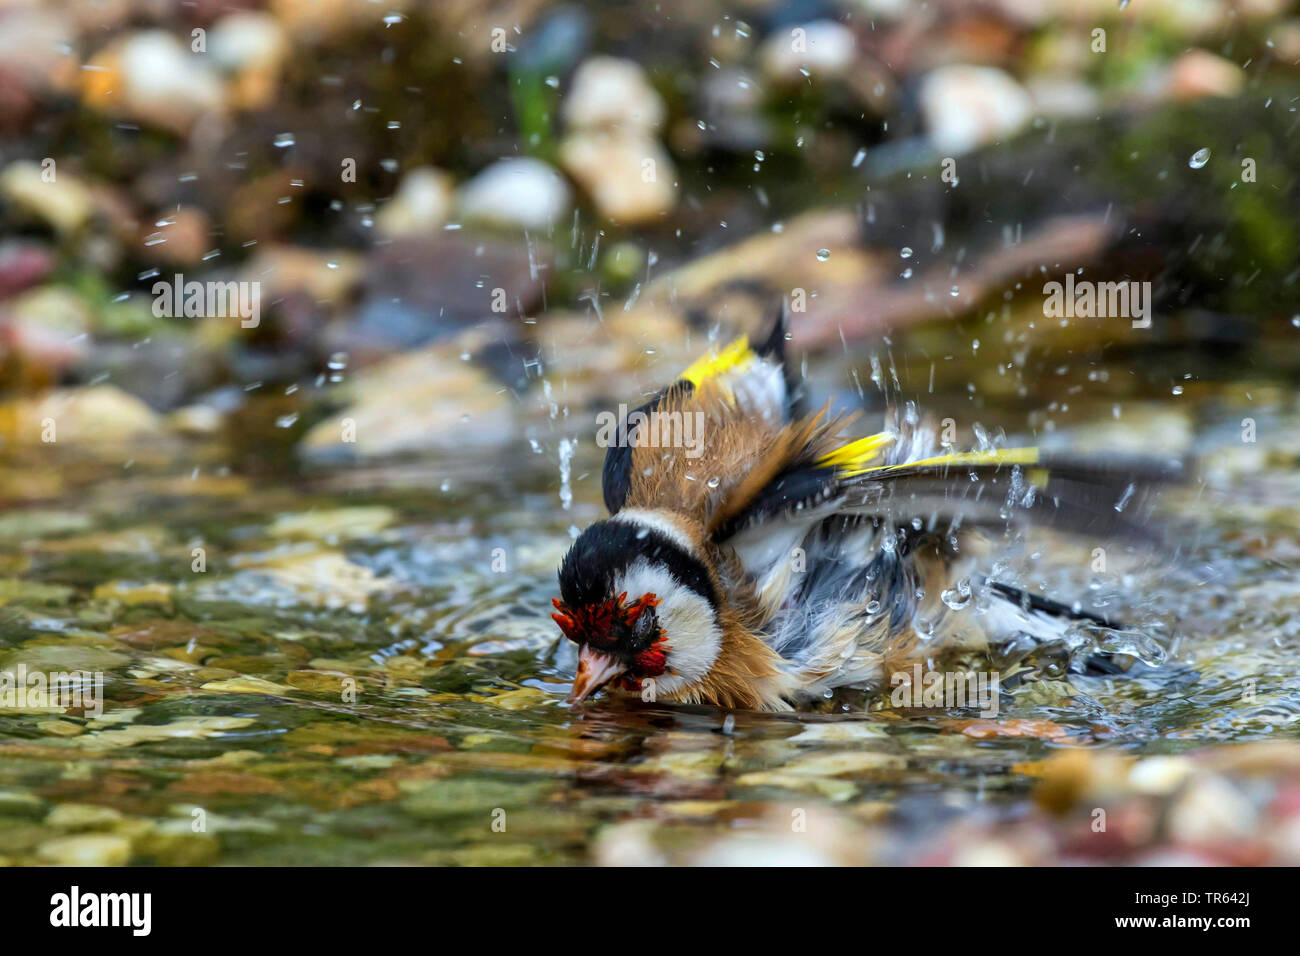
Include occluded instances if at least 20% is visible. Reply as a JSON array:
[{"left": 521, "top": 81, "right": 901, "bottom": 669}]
[{"left": 1, "top": 340, "right": 1298, "bottom": 866}]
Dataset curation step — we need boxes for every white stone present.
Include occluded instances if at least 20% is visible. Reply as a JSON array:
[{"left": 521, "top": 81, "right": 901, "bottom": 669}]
[
  {"left": 919, "top": 65, "right": 1033, "bottom": 155},
  {"left": 88, "top": 31, "right": 224, "bottom": 132},
  {"left": 456, "top": 158, "right": 571, "bottom": 231},
  {"left": 559, "top": 132, "right": 676, "bottom": 224},
  {"left": 760, "top": 20, "right": 857, "bottom": 82},
  {"left": 563, "top": 56, "right": 665, "bottom": 132},
  {"left": 209, "top": 11, "right": 288, "bottom": 72},
  {"left": 376, "top": 167, "right": 455, "bottom": 237}
]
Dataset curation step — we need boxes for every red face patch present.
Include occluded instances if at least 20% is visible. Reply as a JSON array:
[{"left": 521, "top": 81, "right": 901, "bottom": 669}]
[{"left": 551, "top": 593, "right": 667, "bottom": 675}]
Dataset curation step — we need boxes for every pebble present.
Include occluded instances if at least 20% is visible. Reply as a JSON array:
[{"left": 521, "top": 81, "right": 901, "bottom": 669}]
[
  {"left": 456, "top": 158, "right": 571, "bottom": 231},
  {"left": 45, "top": 802, "right": 124, "bottom": 830},
  {"left": 0, "top": 385, "right": 161, "bottom": 447},
  {"left": 558, "top": 132, "right": 677, "bottom": 223},
  {"left": 0, "top": 161, "right": 96, "bottom": 234},
  {"left": 82, "top": 31, "right": 224, "bottom": 133},
  {"left": 563, "top": 56, "right": 665, "bottom": 132},
  {"left": 919, "top": 65, "right": 1032, "bottom": 155},
  {"left": 209, "top": 11, "right": 288, "bottom": 110},
  {"left": 1167, "top": 775, "right": 1257, "bottom": 844},
  {"left": 376, "top": 167, "right": 455, "bottom": 237},
  {"left": 760, "top": 19, "right": 857, "bottom": 82},
  {"left": 37, "top": 834, "right": 132, "bottom": 866}
]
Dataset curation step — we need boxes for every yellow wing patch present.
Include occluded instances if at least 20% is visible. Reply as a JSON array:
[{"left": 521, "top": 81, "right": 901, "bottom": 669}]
[
  {"left": 846, "top": 447, "right": 1040, "bottom": 479},
  {"left": 817, "top": 432, "right": 896, "bottom": 474},
  {"left": 681, "top": 335, "right": 755, "bottom": 388}
]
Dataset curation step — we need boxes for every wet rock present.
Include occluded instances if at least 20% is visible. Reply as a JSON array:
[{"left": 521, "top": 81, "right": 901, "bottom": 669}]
[
  {"left": 0, "top": 161, "right": 96, "bottom": 235},
  {"left": 91, "top": 581, "right": 174, "bottom": 607},
  {"left": 0, "top": 790, "right": 46, "bottom": 819},
  {"left": 0, "top": 385, "right": 162, "bottom": 447},
  {"left": 37, "top": 833, "right": 131, "bottom": 866},
  {"left": 81, "top": 31, "right": 225, "bottom": 134},
  {"left": 340, "top": 235, "right": 546, "bottom": 356},
  {"left": 267, "top": 506, "right": 396, "bottom": 540},
  {"left": 1129, "top": 755, "right": 1195, "bottom": 795},
  {"left": 193, "top": 549, "right": 393, "bottom": 611},
  {"left": 1167, "top": 775, "right": 1257, "bottom": 843},
  {"left": 131, "top": 829, "right": 219, "bottom": 866},
  {"left": 562, "top": 56, "right": 665, "bottom": 132},
  {"left": 558, "top": 132, "right": 677, "bottom": 224},
  {"left": 0, "top": 644, "right": 129, "bottom": 676},
  {"left": 138, "top": 206, "right": 211, "bottom": 266},
  {"left": 696, "top": 68, "right": 769, "bottom": 152},
  {"left": 0, "top": 7, "right": 79, "bottom": 96},
  {"left": 479, "top": 687, "right": 552, "bottom": 710},
  {"left": 457, "top": 158, "right": 571, "bottom": 231},
  {"left": 0, "top": 510, "right": 93, "bottom": 543},
  {"left": 299, "top": 335, "right": 515, "bottom": 461},
  {"left": 38, "top": 720, "right": 85, "bottom": 737},
  {"left": 0, "top": 242, "right": 54, "bottom": 301},
  {"left": 1270, "top": 19, "right": 1300, "bottom": 66},
  {"left": 81, "top": 715, "right": 256, "bottom": 750},
  {"left": 46, "top": 803, "right": 124, "bottom": 831},
  {"left": 0, "top": 286, "right": 93, "bottom": 385},
  {"left": 919, "top": 64, "right": 1032, "bottom": 155},
  {"left": 376, "top": 167, "right": 455, "bottom": 238},
  {"left": 166, "top": 403, "right": 224, "bottom": 437},
  {"left": 209, "top": 10, "right": 289, "bottom": 110},
  {"left": 760, "top": 19, "right": 857, "bottom": 82},
  {"left": 199, "top": 676, "right": 293, "bottom": 695},
  {"left": 515, "top": 3, "right": 593, "bottom": 76},
  {"left": 400, "top": 777, "right": 554, "bottom": 820},
  {"left": 285, "top": 670, "right": 352, "bottom": 693},
  {"left": 240, "top": 245, "right": 363, "bottom": 306},
  {"left": 1160, "top": 49, "right": 1246, "bottom": 101}
]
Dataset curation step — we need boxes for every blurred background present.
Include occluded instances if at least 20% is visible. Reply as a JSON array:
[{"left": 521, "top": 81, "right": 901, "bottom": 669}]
[{"left": 1, "top": 0, "right": 1299, "bottom": 867}]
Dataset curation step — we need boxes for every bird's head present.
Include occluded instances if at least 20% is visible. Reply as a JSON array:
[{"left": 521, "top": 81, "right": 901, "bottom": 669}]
[{"left": 553, "top": 511, "right": 722, "bottom": 704}]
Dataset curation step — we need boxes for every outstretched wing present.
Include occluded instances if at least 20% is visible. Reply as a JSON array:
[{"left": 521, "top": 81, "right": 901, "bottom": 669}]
[{"left": 717, "top": 438, "right": 1183, "bottom": 544}]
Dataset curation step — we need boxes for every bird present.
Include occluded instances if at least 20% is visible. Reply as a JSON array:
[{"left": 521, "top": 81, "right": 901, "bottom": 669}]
[{"left": 551, "top": 308, "right": 1179, "bottom": 711}]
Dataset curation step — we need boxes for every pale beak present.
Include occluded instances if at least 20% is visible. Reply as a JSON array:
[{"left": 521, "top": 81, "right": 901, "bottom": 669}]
[{"left": 567, "top": 645, "right": 627, "bottom": 704}]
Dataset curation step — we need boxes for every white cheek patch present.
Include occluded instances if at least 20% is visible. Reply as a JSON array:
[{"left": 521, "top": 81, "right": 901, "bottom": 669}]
[{"left": 614, "top": 558, "right": 721, "bottom": 690}]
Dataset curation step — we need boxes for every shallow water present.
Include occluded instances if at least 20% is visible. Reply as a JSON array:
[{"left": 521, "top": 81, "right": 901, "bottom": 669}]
[{"left": 1, "top": 321, "right": 1298, "bottom": 866}]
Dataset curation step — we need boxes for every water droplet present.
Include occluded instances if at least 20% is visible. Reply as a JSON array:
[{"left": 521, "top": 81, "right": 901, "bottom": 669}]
[
  {"left": 1188, "top": 147, "right": 1210, "bottom": 169},
  {"left": 941, "top": 578, "right": 973, "bottom": 611},
  {"left": 816, "top": 248, "right": 830, "bottom": 262},
  {"left": 273, "top": 132, "right": 295, "bottom": 148},
  {"left": 900, "top": 247, "right": 913, "bottom": 259}
]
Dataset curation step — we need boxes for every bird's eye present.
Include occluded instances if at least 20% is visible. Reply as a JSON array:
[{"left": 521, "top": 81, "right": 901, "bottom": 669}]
[{"left": 626, "top": 603, "right": 660, "bottom": 653}]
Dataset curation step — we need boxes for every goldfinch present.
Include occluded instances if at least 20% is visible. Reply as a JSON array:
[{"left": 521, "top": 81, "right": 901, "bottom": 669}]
[{"left": 553, "top": 310, "right": 1177, "bottom": 711}]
